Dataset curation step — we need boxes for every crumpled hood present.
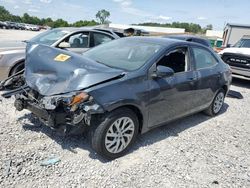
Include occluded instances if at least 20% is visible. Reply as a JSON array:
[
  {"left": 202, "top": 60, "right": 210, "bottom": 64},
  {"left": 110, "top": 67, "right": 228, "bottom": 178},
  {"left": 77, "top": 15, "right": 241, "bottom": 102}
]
[
  {"left": 25, "top": 44, "right": 124, "bottom": 96},
  {"left": 219, "top": 47, "right": 250, "bottom": 56}
]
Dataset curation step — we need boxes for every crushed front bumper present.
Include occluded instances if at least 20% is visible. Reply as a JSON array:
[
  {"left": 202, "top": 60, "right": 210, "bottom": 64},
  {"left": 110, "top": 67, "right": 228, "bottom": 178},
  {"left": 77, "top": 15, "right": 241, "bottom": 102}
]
[
  {"left": 2, "top": 86, "right": 105, "bottom": 132},
  {"left": 14, "top": 98, "right": 91, "bottom": 129}
]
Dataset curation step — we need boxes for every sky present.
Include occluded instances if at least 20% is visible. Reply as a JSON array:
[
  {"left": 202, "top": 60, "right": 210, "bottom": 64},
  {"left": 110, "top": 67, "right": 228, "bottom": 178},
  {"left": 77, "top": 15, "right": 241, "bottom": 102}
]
[{"left": 0, "top": 0, "right": 249, "bottom": 30}]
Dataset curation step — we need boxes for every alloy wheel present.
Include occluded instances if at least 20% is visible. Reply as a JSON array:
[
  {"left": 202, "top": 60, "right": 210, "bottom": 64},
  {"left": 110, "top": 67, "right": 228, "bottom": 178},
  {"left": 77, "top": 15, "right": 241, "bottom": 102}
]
[
  {"left": 105, "top": 117, "right": 135, "bottom": 154},
  {"left": 213, "top": 92, "right": 224, "bottom": 114}
]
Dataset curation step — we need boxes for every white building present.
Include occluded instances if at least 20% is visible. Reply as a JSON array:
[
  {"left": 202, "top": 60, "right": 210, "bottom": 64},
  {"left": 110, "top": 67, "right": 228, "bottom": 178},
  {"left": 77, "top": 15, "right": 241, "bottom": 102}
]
[
  {"left": 109, "top": 23, "right": 185, "bottom": 34},
  {"left": 206, "top": 30, "right": 223, "bottom": 38},
  {"left": 223, "top": 23, "right": 250, "bottom": 46}
]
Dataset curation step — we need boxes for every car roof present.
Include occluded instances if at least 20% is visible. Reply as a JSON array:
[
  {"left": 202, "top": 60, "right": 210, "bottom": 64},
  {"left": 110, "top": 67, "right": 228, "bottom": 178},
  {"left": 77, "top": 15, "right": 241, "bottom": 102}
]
[
  {"left": 51, "top": 27, "right": 94, "bottom": 32},
  {"left": 241, "top": 35, "right": 250, "bottom": 39},
  {"left": 94, "top": 28, "right": 121, "bottom": 32},
  {"left": 53, "top": 27, "right": 123, "bottom": 39},
  {"left": 51, "top": 27, "right": 121, "bottom": 37},
  {"left": 164, "top": 34, "right": 203, "bottom": 39},
  {"left": 121, "top": 36, "right": 192, "bottom": 47},
  {"left": 59, "top": 27, "right": 123, "bottom": 33},
  {"left": 162, "top": 34, "right": 211, "bottom": 47}
]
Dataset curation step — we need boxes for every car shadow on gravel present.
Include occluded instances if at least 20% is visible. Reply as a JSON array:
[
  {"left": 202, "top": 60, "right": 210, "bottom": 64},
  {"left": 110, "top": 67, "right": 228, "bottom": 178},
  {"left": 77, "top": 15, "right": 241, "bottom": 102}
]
[
  {"left": 129, "top": 103, "right": 229, "bottom": 154},
  {"left": 18, "top": 103, "right": 229, "bottom": 162}
]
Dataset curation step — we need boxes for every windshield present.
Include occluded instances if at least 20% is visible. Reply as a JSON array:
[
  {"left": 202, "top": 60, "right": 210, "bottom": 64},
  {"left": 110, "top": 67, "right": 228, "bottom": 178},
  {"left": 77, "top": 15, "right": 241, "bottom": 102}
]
[
  {"left": 83, "top": 38, "right": 163, "bottom": 71},
  {"left": 234, "top": 38, "right": 250, "bottom": 48},
  {"left": 29, "top": 29, "right": 70, "bottom": 46}
]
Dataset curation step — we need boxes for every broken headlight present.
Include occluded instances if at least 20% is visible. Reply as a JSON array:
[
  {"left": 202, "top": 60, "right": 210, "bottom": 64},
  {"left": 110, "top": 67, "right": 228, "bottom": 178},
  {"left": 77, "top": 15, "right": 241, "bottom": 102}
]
[
  {"left": 62, "top": 92, "right": 90, "bottom": 112},
  {"left": 69, "top": 92, "right": 89, "bottom": 106},
  {"left": 41, "top": 92, "right": 89, "bottom": 111}
]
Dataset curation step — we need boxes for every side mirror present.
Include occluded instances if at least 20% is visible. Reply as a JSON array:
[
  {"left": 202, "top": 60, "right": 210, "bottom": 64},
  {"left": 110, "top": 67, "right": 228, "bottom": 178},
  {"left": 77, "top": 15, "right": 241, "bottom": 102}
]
[
  {"left": 152, "top": 66, "right": 174, "bottom": 78},
  {"left": 58, "top": 42, "right": 70, "bottom": 48}
]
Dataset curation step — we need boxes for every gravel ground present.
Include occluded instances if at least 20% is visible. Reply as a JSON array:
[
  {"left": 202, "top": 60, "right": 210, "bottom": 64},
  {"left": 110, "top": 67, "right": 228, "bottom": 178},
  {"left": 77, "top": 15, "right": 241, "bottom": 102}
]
[
  {"left": 0, "top": 29, "right": 249, "bottom": 188},
  {"left": 0, "top": 77, "right": 249, "bottom": 188}
]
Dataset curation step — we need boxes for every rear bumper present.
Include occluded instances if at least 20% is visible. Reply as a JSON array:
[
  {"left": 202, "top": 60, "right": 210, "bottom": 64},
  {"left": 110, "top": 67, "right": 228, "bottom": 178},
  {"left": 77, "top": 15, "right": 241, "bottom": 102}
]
[{"left": 231, "top": 66, "right": 250, "bottom": 78}]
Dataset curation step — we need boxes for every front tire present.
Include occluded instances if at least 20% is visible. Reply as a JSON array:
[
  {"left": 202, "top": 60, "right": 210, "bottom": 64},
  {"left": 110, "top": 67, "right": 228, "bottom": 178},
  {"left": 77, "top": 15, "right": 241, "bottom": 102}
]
[
  {"left": 204, "top": 89, "right": 225, "bottom": 116},
  {"left": 10, "top": 62, "right": 24, "bottom": 76},
  {"left": 91, "top": 108, "right": 139, "bottom": 159}
]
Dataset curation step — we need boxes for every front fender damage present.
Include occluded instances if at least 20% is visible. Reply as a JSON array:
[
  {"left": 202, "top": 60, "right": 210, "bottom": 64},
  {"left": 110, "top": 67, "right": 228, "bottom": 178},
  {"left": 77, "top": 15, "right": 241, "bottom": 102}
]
[{"left": 74, "top": 99, "right": 105, "bottom": 126}]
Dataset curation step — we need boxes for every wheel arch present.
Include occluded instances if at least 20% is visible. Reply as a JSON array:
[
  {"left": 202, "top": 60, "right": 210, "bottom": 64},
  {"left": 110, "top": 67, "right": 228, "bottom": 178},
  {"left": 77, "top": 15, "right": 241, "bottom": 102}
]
[
  {"left": 222, "top": 85, "right": 228, "bottom": 93},
  {"left": 8, "top": 59, "right": 25, "bottom": 76},
  {"left": 106, "top": 104, "right": 144, "bottom": 134}
]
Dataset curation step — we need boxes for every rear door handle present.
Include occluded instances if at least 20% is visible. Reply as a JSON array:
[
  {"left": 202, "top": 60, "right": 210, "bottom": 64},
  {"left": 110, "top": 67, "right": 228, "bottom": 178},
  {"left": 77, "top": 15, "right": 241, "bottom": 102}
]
[
  {"left": 217, "top": 72, "right": 222, "bottom": 78},
  {"left": 188, "top": 77, "right": 197, "bottom": 81}
]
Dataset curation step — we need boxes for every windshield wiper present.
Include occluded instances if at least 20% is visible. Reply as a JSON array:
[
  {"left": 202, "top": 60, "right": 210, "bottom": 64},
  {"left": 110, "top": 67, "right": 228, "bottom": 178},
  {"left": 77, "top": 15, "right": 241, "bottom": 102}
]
[{"left": 93, "top": 60, "right": 128, "bottom": 71}]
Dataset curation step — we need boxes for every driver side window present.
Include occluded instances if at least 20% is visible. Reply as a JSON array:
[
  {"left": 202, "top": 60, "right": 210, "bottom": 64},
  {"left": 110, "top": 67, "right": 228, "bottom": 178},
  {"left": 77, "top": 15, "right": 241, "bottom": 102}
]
[{"left": 157, "top": 47, "right": 190, "bottom": 73}]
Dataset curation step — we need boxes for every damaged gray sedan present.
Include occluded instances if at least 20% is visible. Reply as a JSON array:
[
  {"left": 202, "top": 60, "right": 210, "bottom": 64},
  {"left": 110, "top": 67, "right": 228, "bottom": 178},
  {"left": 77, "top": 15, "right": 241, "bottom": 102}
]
[{"left": 0, "top": 37, "right": 232, "bottom": 159}]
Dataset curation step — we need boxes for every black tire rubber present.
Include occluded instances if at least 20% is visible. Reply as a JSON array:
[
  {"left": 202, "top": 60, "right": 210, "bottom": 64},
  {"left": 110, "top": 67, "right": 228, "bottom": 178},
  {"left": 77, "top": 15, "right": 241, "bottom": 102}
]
[
  {"left": 10, "top": 62, "right": 24, "bottom": 76},
  {"left": 91, "top": 108, "right": 139, "bottom": 160},
  {"left": 204, "top": 89, "right": 225, "bottom": 116}
]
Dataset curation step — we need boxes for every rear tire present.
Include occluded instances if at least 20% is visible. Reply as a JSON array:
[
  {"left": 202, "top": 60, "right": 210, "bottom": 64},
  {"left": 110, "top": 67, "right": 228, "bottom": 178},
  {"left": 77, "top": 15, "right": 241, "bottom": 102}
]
[
  {"left": 204, "top": 89, "right": 225, "bottom": 116},
  {"left": 91, "top": 108, "right": 139, "bottom": 160}
]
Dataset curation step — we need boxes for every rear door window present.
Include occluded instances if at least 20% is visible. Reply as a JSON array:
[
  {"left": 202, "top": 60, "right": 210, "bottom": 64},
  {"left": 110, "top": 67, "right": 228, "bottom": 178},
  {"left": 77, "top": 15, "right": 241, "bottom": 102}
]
[
  {"left": 192, "top": 47, "right": 218, "bottom": 69},
  {"left": 93, "top": 32, "right": 113, "bottom": 46}
]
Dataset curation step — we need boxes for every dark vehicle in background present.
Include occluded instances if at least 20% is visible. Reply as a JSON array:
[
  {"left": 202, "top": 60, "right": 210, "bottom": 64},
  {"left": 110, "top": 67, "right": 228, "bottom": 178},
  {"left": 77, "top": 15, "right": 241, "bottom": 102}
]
[
  {"left": 219, "top": 36, "right": 250, "bottom": 78},
  {"left": 122, "top": 28, "right": 149, "bottom": 36},
  {"left": 5, "top": 21, "right": 19, "bottom": 29},
  {"left": 16, "top": 23, "right": 26, "bottom": 30},
  {"left": 0, "top": 27, "right": 120, "bottom": 80},
  {"left": 163, "top": 35, "right": 212, "bottom": 48},
  {"left": 0, "top": 21, "right": 8, "bottom": 29},
  {"left": 0, "top": 37, "right": 232, "bottom": 159},
  {"left": 0, "top": 21, "right": 41, "bottom": 30},
  {"left": 94, "top": 27, "right": 146, "bottom": 37}
]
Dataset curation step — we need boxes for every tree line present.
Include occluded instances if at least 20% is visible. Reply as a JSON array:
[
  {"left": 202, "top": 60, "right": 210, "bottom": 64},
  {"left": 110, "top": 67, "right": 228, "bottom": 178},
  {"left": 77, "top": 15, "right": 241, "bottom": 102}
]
[
  {"left": 0, "top": 6, "right": 98, "bottom": 27},
  {"left": 0, "top": 5, "right": 213, "bottom": 33}
]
